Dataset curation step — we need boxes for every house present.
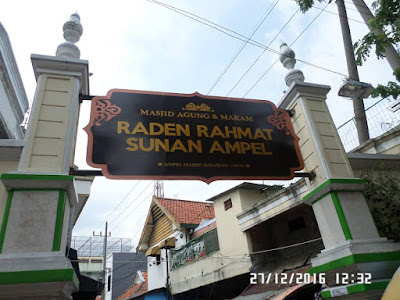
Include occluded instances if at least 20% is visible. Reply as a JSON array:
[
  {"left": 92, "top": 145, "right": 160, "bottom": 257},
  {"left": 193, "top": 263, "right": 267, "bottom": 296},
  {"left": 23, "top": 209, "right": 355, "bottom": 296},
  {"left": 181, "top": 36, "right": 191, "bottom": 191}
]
[
  {"left": 116, "top": 270, "right": 148, "bottom": 300},
  {"left": 0, "top": 22, "right": 29, "bottom": 141},
  {"left": 105, "top": 252, "right": 147, "bottom": 300},
  {"left": 133, "top": 84, "right": 400, "bottom": 300},
  {"left": 78, "top": 256, "right": 104, "bottom": 281},
  {"left": 134, "top": 185, "right": 283, "bottom": 299},
  {"left": 235, "top": 179, "right": 325, "bottom": 298},
  {"left": 0, "top": 21, "right": 29, "bottom": 215},
  {"left": 136, "top": 195, "right": 216, "bottom": 298}
]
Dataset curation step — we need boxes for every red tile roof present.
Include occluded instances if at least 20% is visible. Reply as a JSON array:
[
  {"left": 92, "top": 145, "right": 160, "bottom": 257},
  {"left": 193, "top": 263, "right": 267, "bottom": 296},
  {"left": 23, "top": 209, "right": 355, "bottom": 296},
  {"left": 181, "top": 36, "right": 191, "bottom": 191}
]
[
  {"left": 116, "top": 271, "right": 148, "bottom": 300},
  {"left": 155, "top": 197, "right": 215, "bottom": 225}
]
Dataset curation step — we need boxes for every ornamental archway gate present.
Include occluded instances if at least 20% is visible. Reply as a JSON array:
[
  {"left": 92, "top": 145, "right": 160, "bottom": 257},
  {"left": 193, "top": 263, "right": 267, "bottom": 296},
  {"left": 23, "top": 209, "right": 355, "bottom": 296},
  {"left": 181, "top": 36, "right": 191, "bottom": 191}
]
[{"left": 0, "top": 13, "right": 399, "bottom": 300}]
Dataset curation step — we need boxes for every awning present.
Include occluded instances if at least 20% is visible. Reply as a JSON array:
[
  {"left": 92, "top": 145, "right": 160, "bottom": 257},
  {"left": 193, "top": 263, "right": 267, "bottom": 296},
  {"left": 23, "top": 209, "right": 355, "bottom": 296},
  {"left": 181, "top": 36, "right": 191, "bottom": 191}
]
[
  {"left": 145, "top": 246, "right": 161, "bottom": 256},
  {"left": 145, "top": 237, "right": 175, "bottom": 256},
  {"left": 163, "top": 236, "right": 175, "bottom": 248}
]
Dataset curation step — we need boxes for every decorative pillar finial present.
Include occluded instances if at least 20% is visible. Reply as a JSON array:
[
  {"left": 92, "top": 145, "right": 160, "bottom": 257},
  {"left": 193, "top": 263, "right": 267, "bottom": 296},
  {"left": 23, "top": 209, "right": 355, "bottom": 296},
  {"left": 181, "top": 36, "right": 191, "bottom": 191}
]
[
  {"left": 56, "top": 13, "right": 83, "bottom": 59},
  {"left": 279, "top": 43, "right": 305, "bottom": 87}
]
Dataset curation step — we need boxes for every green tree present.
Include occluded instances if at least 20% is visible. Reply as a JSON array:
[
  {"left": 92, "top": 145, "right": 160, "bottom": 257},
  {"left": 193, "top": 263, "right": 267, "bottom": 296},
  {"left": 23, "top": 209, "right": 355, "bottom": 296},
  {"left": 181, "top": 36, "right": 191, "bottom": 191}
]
[
  {"left": 362, "top": 168, "right": 400, "bottom": 242},
  {"left": 294, "top": 0, "right": 400, "bottom": 99}
]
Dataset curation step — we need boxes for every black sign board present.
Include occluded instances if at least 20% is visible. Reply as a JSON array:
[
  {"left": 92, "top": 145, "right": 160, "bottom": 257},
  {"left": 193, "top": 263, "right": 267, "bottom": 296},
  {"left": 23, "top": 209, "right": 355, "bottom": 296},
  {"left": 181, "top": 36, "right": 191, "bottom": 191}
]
[{"left": 85, "top": 89, "right": 304, "bottom": 183}]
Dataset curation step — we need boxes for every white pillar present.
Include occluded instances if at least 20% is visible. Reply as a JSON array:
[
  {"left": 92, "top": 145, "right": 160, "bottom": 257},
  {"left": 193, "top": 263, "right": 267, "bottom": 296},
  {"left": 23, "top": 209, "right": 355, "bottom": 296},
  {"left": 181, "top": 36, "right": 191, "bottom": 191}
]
[
  {"left": 0, "top": 14, "right": 89, "bottom": 299},
  {"left": 278, "top": 43, "right": 400, "bottom": 299}
]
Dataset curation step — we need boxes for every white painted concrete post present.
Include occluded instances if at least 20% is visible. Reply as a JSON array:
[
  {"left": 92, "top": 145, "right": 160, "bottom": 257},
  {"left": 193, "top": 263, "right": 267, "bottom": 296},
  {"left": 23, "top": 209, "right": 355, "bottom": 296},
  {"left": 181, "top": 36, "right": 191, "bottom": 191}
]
[
  {"left": 278, "top": 43, "right": 400, "bottom": 299},
  {"left": 0, "top": 14, "right": 89, "bottom": 299}
]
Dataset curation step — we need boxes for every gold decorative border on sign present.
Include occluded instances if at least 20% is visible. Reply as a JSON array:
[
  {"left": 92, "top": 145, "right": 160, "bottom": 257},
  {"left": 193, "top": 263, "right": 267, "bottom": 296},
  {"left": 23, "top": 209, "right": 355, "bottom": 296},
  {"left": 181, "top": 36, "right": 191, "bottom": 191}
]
[{"left": 182, "top": 102, "right": 214, "bottom": 112}]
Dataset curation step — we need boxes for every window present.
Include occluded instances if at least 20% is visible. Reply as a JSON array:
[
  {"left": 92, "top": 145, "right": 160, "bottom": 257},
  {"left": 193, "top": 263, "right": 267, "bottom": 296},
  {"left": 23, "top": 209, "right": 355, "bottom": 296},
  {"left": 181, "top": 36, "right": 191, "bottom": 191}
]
[
  {"left": 224, "top": 199, "right": 232, "bottom": 211},
  {"left": 155, "top": 254, "right": 161, "bottom": 265},
  {"left": 288, "top": 217, "right": 306, "bottom": 232},
  {"left": 203, "top": 228, "right": 220, "bottom": 254},
  {"left": 107, "top": 275, "right": 111, "bottom": 291}
]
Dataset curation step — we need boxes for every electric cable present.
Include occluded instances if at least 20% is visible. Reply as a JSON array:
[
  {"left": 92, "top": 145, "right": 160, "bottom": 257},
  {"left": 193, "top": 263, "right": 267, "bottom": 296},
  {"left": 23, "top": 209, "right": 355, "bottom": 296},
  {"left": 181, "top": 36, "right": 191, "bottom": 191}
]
[
  {"left": 93, "top": 181, "right": 141, "bottom": 231},
  {"left": 207, "top": 0, "right": 280, "bottom": 95},
  {"left": 226, "top": 7, "right": 300, "bottom": 97},
  {"left": 110, "top": 260, "right": 148, "bottom": 288},
  {"left": 311, "top": 5, "right": 365, "bottom": 24},
  {"left": 242, "top": 1, "right": 331, "bottom": 98},
  {"left": 108, "top": 181, "right": 154, "bottom": 228},
  {"left": 109, "top": 189, "right": 154, "bottom": 232},
  {"left": 146, "top": 0, "right": 349, "bottom": 80}
]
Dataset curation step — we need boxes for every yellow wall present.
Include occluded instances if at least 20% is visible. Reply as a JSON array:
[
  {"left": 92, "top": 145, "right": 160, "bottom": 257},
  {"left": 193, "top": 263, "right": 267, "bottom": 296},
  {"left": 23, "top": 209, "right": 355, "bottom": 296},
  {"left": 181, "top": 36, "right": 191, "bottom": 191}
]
[
  {"left": 238, "top": 189, "right": 267, "bottom": 212},
  {"left": 148, "top": 205, "right": 173, "bottom": 249},
  {"left": 170, "top": 188, "right": 263, "bottom": 294},
  {"left": 19, "top": 74, "right": 76, "bottom": 173},
  {"left": 290, "top": 97, "right": 353, "bottom": 188},
  {"left": 214, "top": 190, "right": 252, "bottom": 256}
]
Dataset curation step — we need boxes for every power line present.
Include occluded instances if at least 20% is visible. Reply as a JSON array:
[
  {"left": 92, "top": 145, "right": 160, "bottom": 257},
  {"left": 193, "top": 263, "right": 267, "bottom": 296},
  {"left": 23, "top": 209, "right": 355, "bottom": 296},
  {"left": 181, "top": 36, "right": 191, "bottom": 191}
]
[
  {"left": 108, "top": 181, "right": 154, "bottom": 228},
  {"left": 131, "top": 223, "right": 145, "bottom": 242},
  {"left": 109, "top": 189, "right": 154, "bottom": 232},
  {"left": 311, "top": 5, "right": 365, "bottom": 24},
  {"left": 207, "top": 0, "right": 280, "bottom": 95},
  {"left": 251, "top": 237, "right": 322, "bottom": 254},
  {"left": 146, "top": 0, "right": 264, "bottom": 48},
  {"left": 93, "top": 181, "right": 141, "bottom": 231},
  {"left": 342, "top": 0, "right": 374, "bottom": 12},
  {"left": 111, "top": 260, "right": 148, "bottom": 288},
  {"left": 147, "top": 0, "right": 349, "bottom": 88},
  {"left": 226, "top": 7, "right": 300, "bottom": 97},
  {"left": 243, "top": 2, "right": 332, "bottom": 97}
]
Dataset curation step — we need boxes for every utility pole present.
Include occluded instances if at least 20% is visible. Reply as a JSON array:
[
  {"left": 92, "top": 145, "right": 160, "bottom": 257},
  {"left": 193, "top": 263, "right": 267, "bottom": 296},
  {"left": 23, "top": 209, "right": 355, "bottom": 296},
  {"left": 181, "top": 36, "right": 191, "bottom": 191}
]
[
  {"left": 336, "top": 0, "right": 370, "bottom": 144},
  {"left": 351, "top": 0, "right": 400, "bottom": 72},
  {"left": 165, "top": 240, "right": 170, "bottom": 300},
  {"left": 93, "top": 222, "right": 110, "bottom": 300}
]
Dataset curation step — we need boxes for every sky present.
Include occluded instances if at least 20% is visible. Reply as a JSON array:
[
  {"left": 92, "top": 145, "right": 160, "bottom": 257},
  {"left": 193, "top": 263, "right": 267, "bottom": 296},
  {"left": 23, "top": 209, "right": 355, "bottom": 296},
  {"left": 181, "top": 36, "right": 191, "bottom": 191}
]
[{"left": 1, "top": 0, "right": 397, "bottom": 249}]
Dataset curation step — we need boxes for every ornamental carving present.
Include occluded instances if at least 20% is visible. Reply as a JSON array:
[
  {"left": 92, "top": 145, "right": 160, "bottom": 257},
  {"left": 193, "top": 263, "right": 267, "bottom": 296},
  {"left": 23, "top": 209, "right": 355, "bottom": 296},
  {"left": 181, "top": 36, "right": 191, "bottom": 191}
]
[
  {"left": 182, "top": 102, "right": 214, "bottom": 112},
  {"left": 94, "top": 99, "right": 122, "bottom": 126},
  {"left": 267, "top": 111, "right": 291, "bottom": 135}
]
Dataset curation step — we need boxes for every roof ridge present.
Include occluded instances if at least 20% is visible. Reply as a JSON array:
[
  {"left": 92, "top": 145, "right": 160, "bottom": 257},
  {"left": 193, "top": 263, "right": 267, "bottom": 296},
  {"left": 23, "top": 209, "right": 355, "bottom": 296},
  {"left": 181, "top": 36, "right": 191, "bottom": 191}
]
[{"left": 156, "top": 196, "right": 213, "bottom": 205}]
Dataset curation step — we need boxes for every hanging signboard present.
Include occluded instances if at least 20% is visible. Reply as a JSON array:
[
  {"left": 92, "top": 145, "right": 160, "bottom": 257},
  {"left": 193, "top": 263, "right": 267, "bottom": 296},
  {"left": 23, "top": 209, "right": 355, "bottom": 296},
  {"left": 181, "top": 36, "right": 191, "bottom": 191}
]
[{"left": 84, "top": 89, "right": 303, "bottom": 183}]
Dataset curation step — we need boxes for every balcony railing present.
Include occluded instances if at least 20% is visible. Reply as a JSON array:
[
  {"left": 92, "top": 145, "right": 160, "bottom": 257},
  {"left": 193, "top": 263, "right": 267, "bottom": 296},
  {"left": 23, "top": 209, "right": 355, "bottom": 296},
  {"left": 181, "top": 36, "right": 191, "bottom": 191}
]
[
  {"left": 337, "top": 98, "right": 400, "bottom": 152},
  {"left": 171, "top": 228, "right": 219, "bottom": 270}
]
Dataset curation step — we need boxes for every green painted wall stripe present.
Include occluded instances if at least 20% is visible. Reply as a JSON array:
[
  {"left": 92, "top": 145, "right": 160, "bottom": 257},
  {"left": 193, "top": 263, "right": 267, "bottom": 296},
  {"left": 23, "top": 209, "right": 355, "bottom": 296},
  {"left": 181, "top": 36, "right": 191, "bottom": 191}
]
[
  {"left": 303, "top": 178, "right": 366, "bottom": 203},
  {"left": 0, "top": 268, "right": 77, "bottom": 286},
  {"left": 310, "top": 190, "right": 362, "bottom": 205},
  {"left": 1, "top": 173, "right": 73, "bottom": 182},
  {"left": 53, "top": 190, "right": 66, "bottom": 251},
  {"left": 320, "top": 281, "right": 389, "bottom": 298},
  {"left": 347, "top": 280, "right": 389, "bottom": 294},
  {"left": 321, "top": 290, "right": 331, "bottom": 298},
  {"left": 0, "top": 190, "right": 13, "bottom": 253},
  {"left": 331, "top": 191, "right": 353, "bottom": 240},
  {"left": 309, "top": 251, "right": 400, "bottom": 274}
]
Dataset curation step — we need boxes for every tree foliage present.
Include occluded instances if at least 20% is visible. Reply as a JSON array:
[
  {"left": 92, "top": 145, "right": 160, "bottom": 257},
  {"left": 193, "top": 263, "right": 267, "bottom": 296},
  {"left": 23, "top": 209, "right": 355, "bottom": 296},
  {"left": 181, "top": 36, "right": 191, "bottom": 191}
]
[
  {"left": 354, "top": 0, "right": 400, "bottom": 99},
  {"left": 294, "top": 0, "right": 400, "bottom": 100},
  {"left": 362, "top": 168, "right": 400, "bottom": 242}
]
